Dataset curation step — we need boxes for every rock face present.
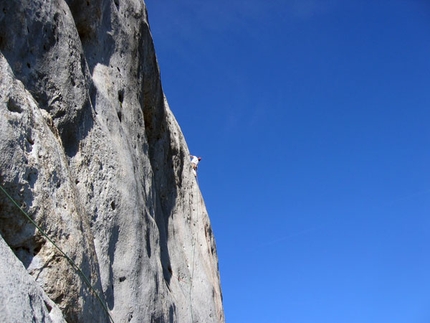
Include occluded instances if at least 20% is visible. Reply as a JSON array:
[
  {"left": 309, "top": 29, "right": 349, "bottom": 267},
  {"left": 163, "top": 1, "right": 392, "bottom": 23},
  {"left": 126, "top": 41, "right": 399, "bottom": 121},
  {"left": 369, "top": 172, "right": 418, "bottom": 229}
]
[{"left": 0, "top": 0, "right": 224, "bottom": 322}]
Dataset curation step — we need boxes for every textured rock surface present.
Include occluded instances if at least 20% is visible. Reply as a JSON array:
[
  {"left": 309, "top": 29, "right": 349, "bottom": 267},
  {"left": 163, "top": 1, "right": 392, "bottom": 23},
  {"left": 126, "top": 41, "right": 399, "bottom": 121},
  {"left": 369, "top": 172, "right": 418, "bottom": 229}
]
[
  {"left": 0, "top": 0, "right": 224, "bottom": 322},
  {"left": 0, "top": 235, "right": 66, "bottom": 323}
]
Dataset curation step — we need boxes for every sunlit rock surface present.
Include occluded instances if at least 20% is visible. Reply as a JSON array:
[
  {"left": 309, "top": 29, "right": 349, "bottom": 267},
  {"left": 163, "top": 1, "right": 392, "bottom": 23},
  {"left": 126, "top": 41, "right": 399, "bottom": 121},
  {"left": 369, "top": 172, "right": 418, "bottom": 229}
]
[{"left": 0, "top": 0, "right": 224, "bottom": 322}]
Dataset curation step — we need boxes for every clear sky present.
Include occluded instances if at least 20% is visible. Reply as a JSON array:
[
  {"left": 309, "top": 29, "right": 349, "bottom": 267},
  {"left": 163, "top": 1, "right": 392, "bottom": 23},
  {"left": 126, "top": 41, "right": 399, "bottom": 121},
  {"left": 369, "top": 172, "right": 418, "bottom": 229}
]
[{"left": 145, "top": 1, "right": 430, "bottom": 322}]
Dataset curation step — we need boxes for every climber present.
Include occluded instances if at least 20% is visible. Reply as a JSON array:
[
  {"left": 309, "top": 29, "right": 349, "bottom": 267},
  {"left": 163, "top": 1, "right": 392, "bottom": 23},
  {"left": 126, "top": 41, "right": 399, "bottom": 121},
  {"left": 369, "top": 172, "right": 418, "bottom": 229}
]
[{"left": 190, "top": 155, "right": 202, "bottom": 176}]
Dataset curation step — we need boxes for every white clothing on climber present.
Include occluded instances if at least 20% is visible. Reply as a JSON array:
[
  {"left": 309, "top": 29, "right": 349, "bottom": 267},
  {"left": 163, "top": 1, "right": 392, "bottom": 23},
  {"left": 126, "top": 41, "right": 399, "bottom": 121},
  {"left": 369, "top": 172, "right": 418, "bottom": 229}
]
[{"left": 190, "top": 155, "right": 202, "bottom": 176}]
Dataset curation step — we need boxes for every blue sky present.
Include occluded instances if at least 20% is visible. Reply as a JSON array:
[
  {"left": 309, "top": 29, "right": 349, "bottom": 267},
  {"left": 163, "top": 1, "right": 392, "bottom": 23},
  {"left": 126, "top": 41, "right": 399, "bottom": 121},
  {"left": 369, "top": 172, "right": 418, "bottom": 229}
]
[{"left": 145, "top": 1, "right": 430, "bottom": 322}]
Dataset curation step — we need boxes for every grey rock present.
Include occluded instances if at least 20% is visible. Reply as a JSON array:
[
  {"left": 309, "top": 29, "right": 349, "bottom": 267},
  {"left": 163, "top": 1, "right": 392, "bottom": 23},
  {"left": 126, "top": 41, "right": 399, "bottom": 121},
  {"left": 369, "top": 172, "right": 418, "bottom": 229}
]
[
  {"left": 0, "top": 235, "right": 67, "bottom": 323},
  {"left": 0, "top": 0, "right": 224, "bottom": 322}
]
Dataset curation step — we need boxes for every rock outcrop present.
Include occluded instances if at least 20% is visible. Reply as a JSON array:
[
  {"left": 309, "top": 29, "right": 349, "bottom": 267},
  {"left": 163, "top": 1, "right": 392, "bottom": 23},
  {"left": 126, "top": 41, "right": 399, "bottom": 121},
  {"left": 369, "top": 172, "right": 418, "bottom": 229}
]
[{"left": 0, "top": 0, "right": 224, "bottom": 322}]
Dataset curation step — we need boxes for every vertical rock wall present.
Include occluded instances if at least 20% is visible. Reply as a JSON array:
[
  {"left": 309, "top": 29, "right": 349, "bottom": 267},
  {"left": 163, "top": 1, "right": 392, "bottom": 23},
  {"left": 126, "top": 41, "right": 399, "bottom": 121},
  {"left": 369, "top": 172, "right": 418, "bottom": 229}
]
[{"left": 0, "top": 0, "right": 224, "bottom": 322}]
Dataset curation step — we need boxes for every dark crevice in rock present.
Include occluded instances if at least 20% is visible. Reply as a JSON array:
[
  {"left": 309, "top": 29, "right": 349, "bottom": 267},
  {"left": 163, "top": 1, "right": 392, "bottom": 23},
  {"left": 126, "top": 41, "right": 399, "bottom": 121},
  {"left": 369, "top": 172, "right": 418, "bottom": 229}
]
[
  {"left": 139, "top": 21, "right": 181, "bottom": 285},
  {"left": 44, "top": 299, "right": 53, "bottom": 313},
  {"left": 7, "top": 97, "right": 23, "bottom": 113},
  {"left": 12, "top": 235, "right": 45, "bottom": 269},
  {"left": 145, "top": 226, "right": 151, "bottom": 258},
  {"left": 117, "top": 110, "right": 122, "bottom": 122},
  {"left": 118, "top": 89, "right": 124, "bottom": 103}
]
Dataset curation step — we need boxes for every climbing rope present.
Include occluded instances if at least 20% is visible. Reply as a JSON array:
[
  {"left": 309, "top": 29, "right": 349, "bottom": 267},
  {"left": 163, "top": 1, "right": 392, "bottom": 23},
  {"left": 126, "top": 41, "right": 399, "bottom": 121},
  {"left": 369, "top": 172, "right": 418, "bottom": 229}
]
[{"left": 0, "top": 184, "right": 114, "bottom": 323}]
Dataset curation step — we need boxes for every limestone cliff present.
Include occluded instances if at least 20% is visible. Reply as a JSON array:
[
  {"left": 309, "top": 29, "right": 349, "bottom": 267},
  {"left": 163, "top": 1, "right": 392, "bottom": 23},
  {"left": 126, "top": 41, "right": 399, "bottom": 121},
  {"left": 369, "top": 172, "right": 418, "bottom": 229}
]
[{"left": 0, "top": 0, "right": 224, "bottom": 322}]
